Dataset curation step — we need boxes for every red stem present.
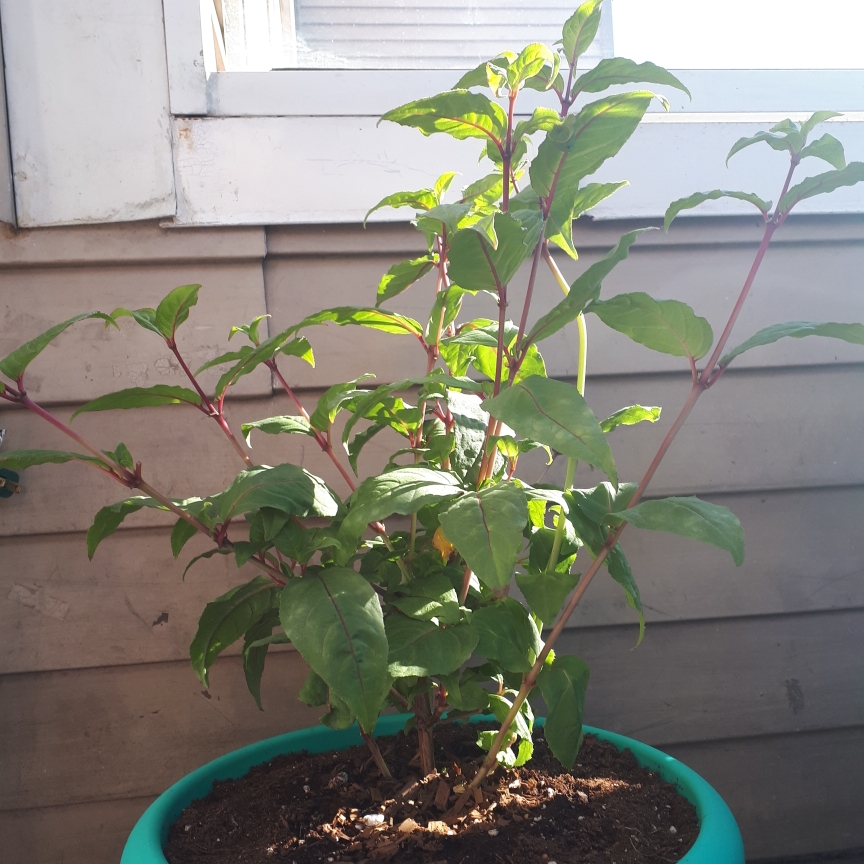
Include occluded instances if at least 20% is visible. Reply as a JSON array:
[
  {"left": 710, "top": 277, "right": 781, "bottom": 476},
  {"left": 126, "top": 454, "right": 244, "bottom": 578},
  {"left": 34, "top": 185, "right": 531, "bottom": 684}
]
[
  {"left": 169, "top": 340, "right": 254, "bottom": 469},
  {"left": 268, "top": 360, "right": 357, "bottom": 493},
  {"left": 461, "top": 177, "right": 795, "bottom": 798}
]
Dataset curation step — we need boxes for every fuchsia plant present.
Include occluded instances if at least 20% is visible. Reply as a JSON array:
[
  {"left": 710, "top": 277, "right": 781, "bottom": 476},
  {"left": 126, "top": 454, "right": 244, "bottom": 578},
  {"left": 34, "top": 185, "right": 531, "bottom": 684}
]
[{"left": 2, "top": 0, "right": 864, "bottom": 805}]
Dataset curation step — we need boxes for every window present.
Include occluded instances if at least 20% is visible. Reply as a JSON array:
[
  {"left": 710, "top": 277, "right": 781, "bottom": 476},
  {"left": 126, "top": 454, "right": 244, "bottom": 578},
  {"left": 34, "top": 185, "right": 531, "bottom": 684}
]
[
  {"left": 199, "top": 0, "right": 613, "bottom": 71},
  {"left": 163, "top": 0, "right": 864, "bottom": 226}
]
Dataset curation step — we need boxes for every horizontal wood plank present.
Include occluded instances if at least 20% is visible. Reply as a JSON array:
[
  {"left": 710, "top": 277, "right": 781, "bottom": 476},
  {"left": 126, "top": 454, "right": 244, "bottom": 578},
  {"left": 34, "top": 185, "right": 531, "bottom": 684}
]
[
  {"left": 0, "top": 260, "right": 271, "bottom": 404},
  {"left": 3, "top": 485, "right": 864, "bottom": 674},
  {"left": 665, "top": 728, "right": 864, "bottom": 860},
  {"left": 560, "top": 608, "right": 864, "bottom": 747},
  {"left": 0, "top": 222, "right": 265, "bottom": 267},
  {"left": 265, "top": 215, "right": 864, "bottom": 257},
  {"left": 2, "top": 609, "right": 861, "bottom": 812},
  {"left": 0, "top": 652, "right": 321, "bottom": 811},
  {"left": 264, "top": 234, "right": 864, "bottom": 382},
  {"left": 3, "top": 365, "right": 864, "bottom": 537},
  {"left": 0, "top": 796, "right": 154, "bottom": 864}
]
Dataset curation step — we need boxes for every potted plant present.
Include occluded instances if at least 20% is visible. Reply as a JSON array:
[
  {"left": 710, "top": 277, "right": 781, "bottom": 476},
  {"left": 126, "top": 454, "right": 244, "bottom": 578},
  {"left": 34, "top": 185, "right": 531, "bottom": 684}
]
[{"left": 2, "top": 1, "right": 863, "bottom": 860}]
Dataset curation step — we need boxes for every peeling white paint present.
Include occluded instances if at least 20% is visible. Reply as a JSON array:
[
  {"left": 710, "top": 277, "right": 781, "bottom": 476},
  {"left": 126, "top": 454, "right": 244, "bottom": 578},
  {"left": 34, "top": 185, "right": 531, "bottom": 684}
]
[{"left": 8, "top": 584, "right": 70, "bottom": 621}]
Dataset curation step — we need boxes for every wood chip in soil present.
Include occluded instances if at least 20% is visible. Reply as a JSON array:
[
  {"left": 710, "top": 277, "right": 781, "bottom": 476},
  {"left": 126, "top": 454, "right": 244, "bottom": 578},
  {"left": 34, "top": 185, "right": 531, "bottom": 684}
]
[{"left": 164, "top": 723, "right": 698, "bottom": 863}]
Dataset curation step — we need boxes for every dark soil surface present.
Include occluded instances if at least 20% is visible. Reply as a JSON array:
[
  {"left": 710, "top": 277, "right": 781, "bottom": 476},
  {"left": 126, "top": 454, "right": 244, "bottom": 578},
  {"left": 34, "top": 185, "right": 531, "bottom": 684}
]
[{"left": 164, "top": 723, "right": 698, "bottom": 864}]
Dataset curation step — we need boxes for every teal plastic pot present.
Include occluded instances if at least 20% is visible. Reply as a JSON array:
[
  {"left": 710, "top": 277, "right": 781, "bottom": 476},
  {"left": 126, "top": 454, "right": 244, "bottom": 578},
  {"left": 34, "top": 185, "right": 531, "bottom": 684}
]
[{"left": 121, "top": 714, "right": 744, "bottom": 864}]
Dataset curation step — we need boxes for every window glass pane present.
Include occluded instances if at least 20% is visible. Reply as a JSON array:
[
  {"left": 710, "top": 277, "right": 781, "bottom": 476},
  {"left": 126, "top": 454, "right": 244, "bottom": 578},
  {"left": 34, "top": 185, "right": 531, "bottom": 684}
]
[
  {"left": 613, "top": 0, "right": 863, "bottom": 69},
  {"left": 289, "top": 0, "right": 613, "bottom": 68},
  {"left": 205, "top": 0, "right": 614, "bottom": 71}
]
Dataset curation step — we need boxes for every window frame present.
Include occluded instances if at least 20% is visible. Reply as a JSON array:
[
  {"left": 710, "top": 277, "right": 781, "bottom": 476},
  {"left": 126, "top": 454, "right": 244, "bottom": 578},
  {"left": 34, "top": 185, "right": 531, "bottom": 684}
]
[{"left": 162, "top": 0, "right": 864, "bottom": 226}]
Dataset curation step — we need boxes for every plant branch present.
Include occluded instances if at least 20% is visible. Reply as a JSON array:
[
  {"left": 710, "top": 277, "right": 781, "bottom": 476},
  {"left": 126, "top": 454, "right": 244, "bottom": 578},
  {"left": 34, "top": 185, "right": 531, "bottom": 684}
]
[
  {"left": 462, "top": 196, "right": 788, "bottom": 797},
  {"left": 169, "top": 340, "right": 254, "bottom": 469},
  {"left": 268, "top": 359, "right": 357, "bottom": 493},
  {"left": 360, "top": 728, "right": 392, "bottom": 778}
]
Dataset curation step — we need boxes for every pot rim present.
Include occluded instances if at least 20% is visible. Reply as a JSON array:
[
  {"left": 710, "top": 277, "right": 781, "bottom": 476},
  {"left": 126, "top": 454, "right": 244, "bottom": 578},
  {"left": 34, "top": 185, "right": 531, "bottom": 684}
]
[{"left": 121, "top": 714, "right": 744, "bottom": 864}]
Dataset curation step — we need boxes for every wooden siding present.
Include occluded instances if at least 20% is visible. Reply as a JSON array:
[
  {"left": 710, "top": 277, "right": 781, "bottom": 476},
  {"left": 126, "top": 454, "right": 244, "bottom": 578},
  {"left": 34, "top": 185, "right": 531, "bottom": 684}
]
[{"left": 1, "top": 217, "right": 864, "bottom": 863}]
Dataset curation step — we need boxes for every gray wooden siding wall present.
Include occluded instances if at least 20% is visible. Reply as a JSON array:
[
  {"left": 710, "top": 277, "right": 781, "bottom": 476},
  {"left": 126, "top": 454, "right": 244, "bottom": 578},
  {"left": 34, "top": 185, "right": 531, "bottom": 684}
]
[{"left": 1, "top": 216, "right": 863, "bottom": 864}]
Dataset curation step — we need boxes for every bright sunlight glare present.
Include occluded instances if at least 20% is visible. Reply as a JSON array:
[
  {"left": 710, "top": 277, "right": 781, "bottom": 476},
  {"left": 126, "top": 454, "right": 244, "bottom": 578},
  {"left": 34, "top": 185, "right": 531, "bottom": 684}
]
[{"left": 611, "top": 0, "right": 864, "bottom": 68}]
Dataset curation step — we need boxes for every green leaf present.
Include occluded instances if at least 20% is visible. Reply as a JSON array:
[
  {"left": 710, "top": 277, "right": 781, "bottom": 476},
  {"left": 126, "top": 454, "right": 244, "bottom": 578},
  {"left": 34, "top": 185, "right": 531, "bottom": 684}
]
[
  {"left": 529, "top": 93, "right": 656, "bottom": 200},
  {"left": 299, "top": 669, "right": 329, "bottom": 706},
  {"left": 664, "top": 190, "right": 771, "bottom": 232},
  {"left": 241, "top": 415, "right": 315, "bottom": 447},
  {"left": 0, "top": 449, "right": 107, "bottom": 472},
  {"left": 538, "top": 654, "right": 590, "bottom": 768},
  {"left": 385, "top": 618, "right": 478, "bottom": 677},
  {"left": 377, "top": 257, "right": 435, "bottom": 306},
  {"left": 460, "top": 173, "right": 504, "bottom": 207},
  {"left": 279, "top": 568, "right": 391, "bottom": 732},
  {"left": 111, "top": 307, "right": 162, "bottom": 336},
  {"left": 380, "top": 90, "right": 507, "bottom": 149},
  {"left": 798, "top": 133, "right": 846, "bottom": 170},
  {"left": 280, "top": 336, "right": 315, "bottom": 366},
  {"left": 589, "top": 292, "right": 713, "bottom": 360},
  {"left": 155, "top": 284, "right": 201, "bottom": 341},
  {"left": 340, "top": 467, "right": 461, "bottom": 542},
  {"left": 726, "top": 130, "right": 798, "bottom": 164},
  {"left": 447, "top": 213, "right": 540, "bottom": 293},
  {"left": 229, "top": 313, "right": 271, "bottom": 346},
  {"left": 212, "top": 464, "right": 341, "bottom": 525},
  {"left": 85, "top": 495, "right": 166, "bottom": 559},
  {"left": 605, "top": 496, "right": 745, "bottom": 566},
  {"left": 779, "top": 162, "right": 864, "bottom": 213},
  {"left": 364, "top": 188, "right": 438, "bottom": 224},
  {"left": 507, "top": 43, "right": 556, "bottom": 92},
  {"left": 190, "top": 576, "right": 278, "bottom": 687},
  {"left": 472, "top": 598, "right": 542, "bottom": 673},
  {"left": 453, "top": 54, "right": 514, "bottom": 90},
  {"left": 524, "top": 229, "right": 650, "bottom": 348},
  {"left": 171, "top": 517, "right": 198, "bottom": 558},
  {"left": 439, "top": 671, "right": 490, "bottom": 712},
  {"left": 572, "top": 58, "right": 690, "bottom": 99},
  {"left": 565, "top": 484, "right": 643, "bottom": 638},
  {"left": 516, "top": 568, "right": 580, "bottom": 626},
  {"left": 298, "top": 306, "right": 423, "bottom": 337},
  {"left": 484, "top": 376, "right": 617, "bottom": 486},
  {"left": 720, "top": 320, "right": 864, "bottom": 368},
  {"left": 438, "top": 482, "right": 528, "bottom": 591},
  {"left": 346, "top": 423, "right": 385, "bottom": 475},
  {"left": 241, "top": 610, "right": 283, "bottom": 709},
  {"left": 212, "top": 328, "right": 307, "bottom": 399},
  {"left": 543, "top": 183, "right": 625, "bottom": 262},
  {"left": 561, "top": 0, "right": 604, "bottom": 66},
  {"left": 310, "top": 375, "right": 376, "bottom": 432},
  {"left": 102, "top": 442, "right": 134, "bottom": 471},
  {"left": 0, "top": 312, "right": 117, "bottom": 382},
  {"left": 182, "top": 547, "right": 230, "bottom": 580},
  {"left": 800, "top": 111, "right": 842, "bottom": 138},
  {"left": 71, "top": 385, "right": 202, "bottom": 420},
  {"left": 390, "top": 573, "right": 461, "bottom": 624},
  {"left": 600, "top": 405, "right": 661, "bottom": 433},
  {"left": 512, "top": 107, "right": 562, "bottom": 147}
]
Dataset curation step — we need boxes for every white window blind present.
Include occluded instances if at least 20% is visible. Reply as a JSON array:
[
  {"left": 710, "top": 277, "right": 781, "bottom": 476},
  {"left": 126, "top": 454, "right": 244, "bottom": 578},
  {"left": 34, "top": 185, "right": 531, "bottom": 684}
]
[{"left": 202, "top": 0, "right": 613, "bottom": 71}]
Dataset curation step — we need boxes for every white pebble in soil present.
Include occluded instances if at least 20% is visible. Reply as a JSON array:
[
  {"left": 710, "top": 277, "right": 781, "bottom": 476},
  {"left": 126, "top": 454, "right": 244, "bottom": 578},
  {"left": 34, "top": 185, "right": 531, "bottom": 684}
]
[
  {"left": 670, "top": 826, "right": 678, "bottom": 834},
  {"left": 362, "top": 813, "right": 385, "bottom": 827}
]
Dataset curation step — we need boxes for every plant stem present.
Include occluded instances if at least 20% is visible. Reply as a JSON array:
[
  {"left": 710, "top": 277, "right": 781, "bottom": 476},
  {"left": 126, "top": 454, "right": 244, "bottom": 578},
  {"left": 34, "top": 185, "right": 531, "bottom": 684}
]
[
  {"left": 268, "top": 359, "right": 357, "bottom": 493},
  {"left": 413, "top": 690, "right": 437, "bottom": 777},
  {"left": 462, "top": 214, "right": 786, "bottom": 797},
  {"left": 360, "top": 729, "right": 392, "bottom": 778},
  {"left": 458, "top": 562, "right": 473, "bottom": 605},
  {"left": 169, "top": 340, "right": 254, "bottom": 469},
  {"left": 545, "top": 252, "right": 588, "bottom": 574},
  {"left": 18, "top": 396, "right": 130, "bottom": 480}
]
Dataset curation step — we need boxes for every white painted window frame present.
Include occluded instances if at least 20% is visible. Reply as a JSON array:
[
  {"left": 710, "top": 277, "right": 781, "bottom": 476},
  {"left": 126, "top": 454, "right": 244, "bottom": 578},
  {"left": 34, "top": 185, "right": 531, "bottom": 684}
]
[{"left": 162, "top": 0, "right": 864, "bottom": 226}]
